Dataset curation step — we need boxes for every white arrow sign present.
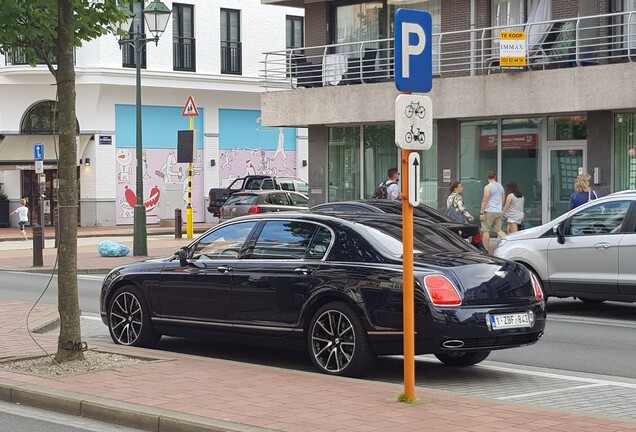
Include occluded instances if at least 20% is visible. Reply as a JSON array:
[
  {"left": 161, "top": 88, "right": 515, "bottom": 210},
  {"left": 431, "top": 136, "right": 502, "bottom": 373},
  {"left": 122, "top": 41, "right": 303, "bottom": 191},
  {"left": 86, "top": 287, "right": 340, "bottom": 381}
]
[{"left": 408, "top": 152, "right": 421, "bottom": 207}]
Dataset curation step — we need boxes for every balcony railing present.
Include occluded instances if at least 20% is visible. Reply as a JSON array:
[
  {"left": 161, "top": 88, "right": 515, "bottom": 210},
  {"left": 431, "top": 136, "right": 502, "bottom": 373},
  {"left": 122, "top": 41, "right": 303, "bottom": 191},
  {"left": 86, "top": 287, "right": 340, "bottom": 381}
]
[
  {"left": 4, "top": 46, "right": 64, "bottom": 66},
  {"left": 261, "top": 11, "right": 635, "bottom": 90},
  {"left": 221, "top": 41, "right": 242, "bottom": 74},
  {"left": 174, "top": 37, "right": 196, "bottom": 72}
]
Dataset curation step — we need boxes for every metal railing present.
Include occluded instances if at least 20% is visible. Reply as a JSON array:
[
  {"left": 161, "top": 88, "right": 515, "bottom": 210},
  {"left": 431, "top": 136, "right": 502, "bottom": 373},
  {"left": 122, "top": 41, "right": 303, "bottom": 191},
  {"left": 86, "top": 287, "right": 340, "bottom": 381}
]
[
  {"left": 261, "top": 11, "right": 635, "bottom": 90},
  {"left": 4, "top": 46, "right": 64, "bottom": 66},
  {"left": 221, "top": 41, "right": 242, "bottom": 74},
  {"left": 174, "top": 37, "right": 196, "bottom": 71}
]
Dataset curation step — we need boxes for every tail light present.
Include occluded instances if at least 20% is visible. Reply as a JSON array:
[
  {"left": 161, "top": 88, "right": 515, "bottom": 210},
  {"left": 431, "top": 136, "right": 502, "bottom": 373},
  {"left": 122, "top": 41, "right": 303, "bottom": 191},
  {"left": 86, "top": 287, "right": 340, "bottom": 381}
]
[
  {"left": 219, "top": 207, "right": 224, "bottom": 218},
  {"left": 423, "top": 275, "right": 461, "bottom": 306},
  {"left": 248, "top": 205, "right": 260, "bottom": 215},
  {"left": 530, "top": 273, "right": 544, "bottom": 301},
  {"left": 471, "top": 232, "right": 483, "bottom": 246}
]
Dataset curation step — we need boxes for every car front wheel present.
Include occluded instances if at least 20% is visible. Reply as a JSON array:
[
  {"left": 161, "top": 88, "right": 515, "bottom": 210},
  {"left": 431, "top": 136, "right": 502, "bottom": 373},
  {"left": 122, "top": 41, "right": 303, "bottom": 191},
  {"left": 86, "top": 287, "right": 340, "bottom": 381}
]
[
  {"left": 108, "top": 285, "right": 160, "bottom": 347},
  {"left": 308, "top": 302, "right": 375, "bottom": 377},
  {"left": 435, "top": 351, "right": 491, "bottom": 366}
]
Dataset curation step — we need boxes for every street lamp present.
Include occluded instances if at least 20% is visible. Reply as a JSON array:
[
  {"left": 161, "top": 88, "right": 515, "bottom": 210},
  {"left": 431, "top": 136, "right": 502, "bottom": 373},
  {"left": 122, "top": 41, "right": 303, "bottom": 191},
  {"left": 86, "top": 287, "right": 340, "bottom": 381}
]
[{"left": 118, "top": 0, "right": 172, "bottom": 256}]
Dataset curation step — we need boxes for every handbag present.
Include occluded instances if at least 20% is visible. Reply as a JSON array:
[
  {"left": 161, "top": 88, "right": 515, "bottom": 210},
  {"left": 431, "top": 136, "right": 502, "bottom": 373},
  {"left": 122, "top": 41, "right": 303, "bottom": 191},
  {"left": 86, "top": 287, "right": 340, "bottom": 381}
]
[{"left": 443, "top": 205, "right": 468, "bottom": 223}]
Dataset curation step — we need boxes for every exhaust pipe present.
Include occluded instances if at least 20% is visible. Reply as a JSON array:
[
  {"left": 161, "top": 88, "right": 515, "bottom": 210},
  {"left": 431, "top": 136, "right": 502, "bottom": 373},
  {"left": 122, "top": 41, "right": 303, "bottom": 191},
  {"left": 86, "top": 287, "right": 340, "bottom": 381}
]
[
  {"left": 442, "top": 339, "right": 465, "bottom": 349},
  {"left": 536, "top": 332, "right": 544, "bottom": 340}
]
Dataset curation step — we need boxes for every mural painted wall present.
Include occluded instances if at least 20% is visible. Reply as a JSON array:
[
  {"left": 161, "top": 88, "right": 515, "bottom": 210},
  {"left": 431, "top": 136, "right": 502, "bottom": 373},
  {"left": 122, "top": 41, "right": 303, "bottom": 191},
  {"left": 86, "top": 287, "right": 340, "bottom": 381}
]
[
  {"left": 115, "top": 105, "right": 204, "bottom": 225},
  {"left": 219, "top": 109, "right": 297, "bottom": 186}
]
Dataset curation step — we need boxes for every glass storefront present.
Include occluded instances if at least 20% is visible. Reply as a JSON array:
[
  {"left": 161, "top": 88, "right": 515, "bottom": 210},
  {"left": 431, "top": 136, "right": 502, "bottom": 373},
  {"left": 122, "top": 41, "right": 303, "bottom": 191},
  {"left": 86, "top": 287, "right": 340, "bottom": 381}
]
[
  {"left": 614, "top": 112, "right": 636, "bottom": 191},
  {"left": 460, "top": 118, "right": 541, "bottom": 227},
  {"left": 328, "top": 123, "right": 438, "bottom": 206}
]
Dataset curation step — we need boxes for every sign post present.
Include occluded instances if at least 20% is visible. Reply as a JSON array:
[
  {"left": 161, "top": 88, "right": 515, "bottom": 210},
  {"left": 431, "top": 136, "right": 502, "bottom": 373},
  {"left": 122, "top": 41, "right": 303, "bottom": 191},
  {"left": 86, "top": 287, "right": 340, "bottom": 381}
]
[
  {"left": 182, "top": 95, "right": 199, "bottom": 238},
  {"left": 394, "top": 8, "right": 433, "bottom": 402}
]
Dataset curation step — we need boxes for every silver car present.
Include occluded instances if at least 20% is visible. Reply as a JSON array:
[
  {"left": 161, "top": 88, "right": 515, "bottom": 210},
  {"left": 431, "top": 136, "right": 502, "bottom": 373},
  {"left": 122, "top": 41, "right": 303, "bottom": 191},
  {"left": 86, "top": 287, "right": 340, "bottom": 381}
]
[
  {"left": 219, "top": 190, "right": 309, "bottom": 221},
  {"left": 494, "top": 190, "right": 636, "bottom": 304}
]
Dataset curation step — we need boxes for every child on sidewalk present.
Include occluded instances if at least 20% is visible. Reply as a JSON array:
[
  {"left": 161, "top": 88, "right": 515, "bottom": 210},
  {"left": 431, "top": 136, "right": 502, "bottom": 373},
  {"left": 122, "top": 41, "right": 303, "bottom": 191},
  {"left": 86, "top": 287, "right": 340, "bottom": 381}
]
[{"left": 9, "top": 199, "right": 29, "bottom": 240}]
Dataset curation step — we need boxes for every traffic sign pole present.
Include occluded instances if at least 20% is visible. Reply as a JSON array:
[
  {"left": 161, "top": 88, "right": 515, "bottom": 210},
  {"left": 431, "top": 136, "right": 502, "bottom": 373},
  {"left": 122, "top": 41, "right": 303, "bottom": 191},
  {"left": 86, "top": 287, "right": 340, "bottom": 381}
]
[
  {"left": 182, "top": 95, "right": 199, "bottom": 239},
  {"left": 401, "top": 149, "right": 415, "bottom": 401}
]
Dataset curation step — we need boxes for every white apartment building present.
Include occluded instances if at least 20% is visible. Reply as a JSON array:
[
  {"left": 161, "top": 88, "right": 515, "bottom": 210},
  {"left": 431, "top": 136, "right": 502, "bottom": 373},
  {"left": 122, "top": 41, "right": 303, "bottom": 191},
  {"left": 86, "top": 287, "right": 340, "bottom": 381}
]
[{"left": 0, "top": 0, "right": 306, "bottom": 227}]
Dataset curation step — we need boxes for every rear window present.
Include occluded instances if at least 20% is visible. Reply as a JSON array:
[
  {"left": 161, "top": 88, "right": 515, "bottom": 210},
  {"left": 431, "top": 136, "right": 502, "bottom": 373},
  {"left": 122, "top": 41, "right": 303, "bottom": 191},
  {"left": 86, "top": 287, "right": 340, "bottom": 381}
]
[
  {"left": 296, "top": 180, "right": 309, "bottom": 193},
  {"left": 225, "top": 194, "right": 258, "bottom": 206},
  {"left": 355, "top": 221, "right": 475, "bottom": 256}
]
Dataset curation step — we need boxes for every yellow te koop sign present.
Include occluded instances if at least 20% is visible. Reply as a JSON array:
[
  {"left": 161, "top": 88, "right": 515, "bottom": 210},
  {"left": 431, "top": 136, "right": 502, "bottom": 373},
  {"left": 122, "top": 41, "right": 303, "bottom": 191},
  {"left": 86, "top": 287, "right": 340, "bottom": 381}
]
[{"left": 499, "top": 31, "right": 526, "bottom": 69}]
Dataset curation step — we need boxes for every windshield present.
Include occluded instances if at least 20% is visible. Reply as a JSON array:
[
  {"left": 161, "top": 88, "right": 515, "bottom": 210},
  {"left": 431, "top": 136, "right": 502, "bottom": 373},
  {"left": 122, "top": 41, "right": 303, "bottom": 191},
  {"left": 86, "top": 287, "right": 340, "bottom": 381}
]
[{"left": 225, "top": 194, "right": 258, "bottom": 206}]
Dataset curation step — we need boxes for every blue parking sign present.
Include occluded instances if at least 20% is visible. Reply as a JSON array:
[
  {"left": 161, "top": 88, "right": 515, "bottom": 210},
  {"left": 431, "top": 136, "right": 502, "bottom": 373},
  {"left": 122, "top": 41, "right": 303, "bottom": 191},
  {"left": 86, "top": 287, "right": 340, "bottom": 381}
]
[
  {"left": 394, "top": 9, "right": 432, "bottom": 93},
  {"left": 34, "top": 143, "right": 44, "bottom": 161}
]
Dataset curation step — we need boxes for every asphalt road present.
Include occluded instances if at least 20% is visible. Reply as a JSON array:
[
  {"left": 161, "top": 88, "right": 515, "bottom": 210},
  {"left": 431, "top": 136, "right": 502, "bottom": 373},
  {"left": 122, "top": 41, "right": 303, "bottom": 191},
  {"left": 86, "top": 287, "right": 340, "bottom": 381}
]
[{"left": 0, "top": 400, "right": 146, "bottom": 432}]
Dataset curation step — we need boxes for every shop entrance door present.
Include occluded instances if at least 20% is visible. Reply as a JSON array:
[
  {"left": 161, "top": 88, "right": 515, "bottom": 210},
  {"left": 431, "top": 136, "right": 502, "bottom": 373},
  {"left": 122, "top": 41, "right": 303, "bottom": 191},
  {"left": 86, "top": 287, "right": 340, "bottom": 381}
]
[
  {"left": 544, "top": 143, "right": 586, "bottom": 222},
  {"left": 21, "top": 170, "right": 58, "bottom": 226}
]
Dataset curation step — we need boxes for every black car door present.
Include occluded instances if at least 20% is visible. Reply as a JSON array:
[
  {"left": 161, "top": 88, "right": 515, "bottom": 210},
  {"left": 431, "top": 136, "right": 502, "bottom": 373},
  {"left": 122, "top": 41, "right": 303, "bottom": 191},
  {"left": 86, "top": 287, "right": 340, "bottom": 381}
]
[
  {"left": 158, "top": 221, "right": 258, "bottom": 324},
  {"left": 231, "top": 220, "right": 331, "bottom": 335}
]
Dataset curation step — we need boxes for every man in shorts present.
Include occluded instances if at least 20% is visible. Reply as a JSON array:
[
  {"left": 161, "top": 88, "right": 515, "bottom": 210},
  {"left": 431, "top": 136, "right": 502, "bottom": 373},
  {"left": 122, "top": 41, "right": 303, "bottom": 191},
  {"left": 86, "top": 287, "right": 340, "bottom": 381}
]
[{"left": 479, "top": 170, "right": 506, "bottom": 252}]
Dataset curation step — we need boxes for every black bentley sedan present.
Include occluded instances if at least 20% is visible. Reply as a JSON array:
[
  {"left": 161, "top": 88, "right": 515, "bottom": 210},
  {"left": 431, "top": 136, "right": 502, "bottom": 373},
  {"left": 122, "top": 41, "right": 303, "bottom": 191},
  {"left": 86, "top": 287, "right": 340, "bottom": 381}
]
[
  {"left": 310, "top": 199, "right": 486, "bottom": 252},
  {"left": 100, "top": 212, "right": 545, "bottom": 377}
]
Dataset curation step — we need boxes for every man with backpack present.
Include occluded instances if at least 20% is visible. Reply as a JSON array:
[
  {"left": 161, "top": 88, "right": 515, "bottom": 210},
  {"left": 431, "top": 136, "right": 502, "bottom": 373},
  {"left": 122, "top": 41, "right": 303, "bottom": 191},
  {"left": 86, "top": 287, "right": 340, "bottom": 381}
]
[{"left": 372, "top": 168, "right": 400, "bottom": 200}]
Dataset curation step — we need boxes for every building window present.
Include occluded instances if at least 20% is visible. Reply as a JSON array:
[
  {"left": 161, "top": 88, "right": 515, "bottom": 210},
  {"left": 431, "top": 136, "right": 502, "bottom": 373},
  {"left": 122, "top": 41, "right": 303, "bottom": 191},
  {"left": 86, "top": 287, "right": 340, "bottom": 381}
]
[
  {"left": 460, "top": 118, "right": 541, "bottom": 226},
  {"left": 286, "top": 16, "right": 303, "bottom": 49},
  {"left": 614, "top": 113, "right": 636, "bottom": 191},
  {"left": 328, "top": 124, "right": 438, "bottom": 206},
  {"left": 20, "top": 100, "right": 79, "bottom": 134},
  {"left": 173, "top": 4, "right": 195, "bottom": 71},
  {"left": 221, "top": 8, "right": 241, "bottom": 74},
  {"left": 122, "top": 1, "right": 147, "bottom": 68},
  {"left": 547, "top": 116, "right": 587, "bottom": 140}
]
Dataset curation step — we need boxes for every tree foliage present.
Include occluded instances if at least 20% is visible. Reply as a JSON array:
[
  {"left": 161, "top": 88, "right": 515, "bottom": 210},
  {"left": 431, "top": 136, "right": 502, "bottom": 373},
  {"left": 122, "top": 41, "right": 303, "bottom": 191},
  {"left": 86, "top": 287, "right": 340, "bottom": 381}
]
[
  {"left": 0, "top": 0, "right": 129, "bottom": 75},
  {"left": 0, "top": 0, "right": 130, "bottom": 363}
]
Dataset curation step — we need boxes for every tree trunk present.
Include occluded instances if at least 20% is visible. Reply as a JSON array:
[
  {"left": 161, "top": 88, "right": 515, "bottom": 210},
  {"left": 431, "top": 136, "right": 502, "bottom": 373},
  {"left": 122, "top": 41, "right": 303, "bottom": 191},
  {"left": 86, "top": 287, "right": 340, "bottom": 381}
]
[{"left": 54, "top": 0, "right": 83, "bottom": 363}]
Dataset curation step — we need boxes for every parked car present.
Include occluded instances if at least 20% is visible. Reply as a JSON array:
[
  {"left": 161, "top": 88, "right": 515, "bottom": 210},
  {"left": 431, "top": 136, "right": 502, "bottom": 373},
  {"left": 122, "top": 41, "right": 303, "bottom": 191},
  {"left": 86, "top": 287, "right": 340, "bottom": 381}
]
[
  {"left": 220, "top": 190, "right": 309, "bottom": 221},
  {"left": 310, "top": 199, "right": 486, "bottom": 252},
  {"left": 494, "top": 190, "right": 636, "bottom": 304},
  {"left": 207, "top": 175, "right": 309, "bottom": 216},
  {"left": 100, "top": 212, "right": 545, "bottom": 377}
]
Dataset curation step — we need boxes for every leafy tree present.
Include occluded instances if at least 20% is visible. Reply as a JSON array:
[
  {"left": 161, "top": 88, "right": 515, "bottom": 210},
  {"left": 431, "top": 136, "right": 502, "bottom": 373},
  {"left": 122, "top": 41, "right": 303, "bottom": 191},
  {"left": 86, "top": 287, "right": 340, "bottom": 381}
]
[{"left": 0, "top": 0, "right": 128, "bottom": 362}]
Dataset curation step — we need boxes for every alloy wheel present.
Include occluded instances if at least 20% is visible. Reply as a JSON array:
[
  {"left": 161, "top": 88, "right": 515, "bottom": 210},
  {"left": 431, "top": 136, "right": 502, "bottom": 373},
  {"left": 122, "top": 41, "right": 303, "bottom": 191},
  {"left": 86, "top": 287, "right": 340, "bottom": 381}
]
[
  {"left": 109, "top": 291, "right": 143, "bottom": 345},
  {"left": 310, "top": 309, "right": 356, "bottom": 373}
]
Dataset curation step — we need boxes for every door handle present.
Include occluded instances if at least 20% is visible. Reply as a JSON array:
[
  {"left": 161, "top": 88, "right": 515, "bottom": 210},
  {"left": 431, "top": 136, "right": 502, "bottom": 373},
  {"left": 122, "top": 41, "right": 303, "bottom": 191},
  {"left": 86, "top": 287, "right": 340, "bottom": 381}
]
[
  {"left": 294, "top": 267, "right": 313, "bottom": 276},
  {"left": 217, "top": 265, "right": 233, "bottom": 273},
  {"left": 594, "top": 243, "right": 611, "bottom": 249}
]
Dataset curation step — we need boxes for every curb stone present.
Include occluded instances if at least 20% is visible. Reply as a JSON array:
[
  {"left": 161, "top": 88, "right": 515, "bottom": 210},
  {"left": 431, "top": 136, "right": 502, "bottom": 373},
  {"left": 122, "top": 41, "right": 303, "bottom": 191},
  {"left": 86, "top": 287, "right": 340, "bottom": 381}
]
[{"left": 0, "top": 379, "right": 278, "bottom": 432}]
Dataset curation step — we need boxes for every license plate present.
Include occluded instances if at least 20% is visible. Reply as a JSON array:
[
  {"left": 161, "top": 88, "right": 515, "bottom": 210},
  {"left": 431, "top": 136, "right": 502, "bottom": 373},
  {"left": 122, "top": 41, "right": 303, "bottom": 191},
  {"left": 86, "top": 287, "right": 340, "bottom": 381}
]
[{"left": 489, "top": 312, "right": 531, "bottom": 329}]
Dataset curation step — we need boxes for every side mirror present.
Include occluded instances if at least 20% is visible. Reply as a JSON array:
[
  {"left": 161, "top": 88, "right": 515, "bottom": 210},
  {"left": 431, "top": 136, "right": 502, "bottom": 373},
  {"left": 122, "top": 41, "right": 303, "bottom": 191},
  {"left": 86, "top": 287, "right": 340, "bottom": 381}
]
[
  {"left": 176, "top": 246, "right": 190, "bottom": 265},
  {"left": 554, "top": 224, "right": 566, "bottom": 244}
]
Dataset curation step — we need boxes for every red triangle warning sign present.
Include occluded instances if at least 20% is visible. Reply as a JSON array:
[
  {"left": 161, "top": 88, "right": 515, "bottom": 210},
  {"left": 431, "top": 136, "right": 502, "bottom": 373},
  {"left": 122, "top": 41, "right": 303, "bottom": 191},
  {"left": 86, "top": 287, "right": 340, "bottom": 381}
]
[{"left": 182, "top": 95, "right": 199, "bottom": 117}]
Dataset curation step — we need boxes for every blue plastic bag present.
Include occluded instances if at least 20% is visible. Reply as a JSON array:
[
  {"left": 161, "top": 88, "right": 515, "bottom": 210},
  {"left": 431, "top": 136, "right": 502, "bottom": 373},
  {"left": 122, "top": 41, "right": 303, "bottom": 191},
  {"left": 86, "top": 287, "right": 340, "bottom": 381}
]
[{"left": 97, "top": 240, "right": 131, "bottom": 257}]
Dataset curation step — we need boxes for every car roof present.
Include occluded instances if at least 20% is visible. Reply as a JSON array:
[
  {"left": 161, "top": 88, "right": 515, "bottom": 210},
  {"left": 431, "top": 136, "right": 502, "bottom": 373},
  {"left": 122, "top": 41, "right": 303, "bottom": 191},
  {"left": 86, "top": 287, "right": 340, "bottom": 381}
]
[
  {"left": 310, "top": 199, "right": 456, "bottom": 222},
  {"left": 230, "top": 190, "right": 307, "bottom": 196}
]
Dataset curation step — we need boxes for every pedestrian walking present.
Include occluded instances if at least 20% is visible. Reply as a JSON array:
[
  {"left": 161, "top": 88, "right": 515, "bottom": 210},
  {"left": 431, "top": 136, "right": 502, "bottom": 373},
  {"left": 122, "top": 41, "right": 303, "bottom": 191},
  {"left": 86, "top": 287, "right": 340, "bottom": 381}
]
[
  {"left": 371, "top": 167, "right": 400, "bottom": 200},
  {"left": 444, "top": 181, "right": 474, "bottom": 223},
  {"left": 9, "top": 198, "right": 29, "bottom": 240},
  {"left": 479, "top": 170, "right": 506, "bottom": 251},
  {"left": 502, "top": 181, "right": 525, "bottom": 233},
  {"left": 569, "top": 173, "right": 598, "bottom": 210}
]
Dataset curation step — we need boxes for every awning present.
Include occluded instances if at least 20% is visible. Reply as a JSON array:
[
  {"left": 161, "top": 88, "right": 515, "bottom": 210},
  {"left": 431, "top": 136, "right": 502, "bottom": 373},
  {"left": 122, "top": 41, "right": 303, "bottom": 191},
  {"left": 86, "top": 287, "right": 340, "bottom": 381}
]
[{"left": 0, "top": 134, "right": 92, "bottom": 165}]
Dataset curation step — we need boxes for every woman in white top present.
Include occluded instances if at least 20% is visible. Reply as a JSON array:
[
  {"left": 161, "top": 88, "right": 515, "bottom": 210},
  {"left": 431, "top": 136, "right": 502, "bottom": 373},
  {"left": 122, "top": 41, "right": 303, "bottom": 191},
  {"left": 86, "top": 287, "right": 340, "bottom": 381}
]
[{"left": 502, "top": 181, "right": 524, "bottom": 234}]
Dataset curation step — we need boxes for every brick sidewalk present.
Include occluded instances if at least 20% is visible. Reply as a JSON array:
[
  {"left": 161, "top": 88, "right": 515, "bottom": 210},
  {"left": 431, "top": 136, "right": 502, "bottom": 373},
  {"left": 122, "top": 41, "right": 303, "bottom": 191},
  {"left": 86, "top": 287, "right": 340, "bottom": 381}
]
[{"left": 1, "top": 300, "right": 636, "bottom": 432}]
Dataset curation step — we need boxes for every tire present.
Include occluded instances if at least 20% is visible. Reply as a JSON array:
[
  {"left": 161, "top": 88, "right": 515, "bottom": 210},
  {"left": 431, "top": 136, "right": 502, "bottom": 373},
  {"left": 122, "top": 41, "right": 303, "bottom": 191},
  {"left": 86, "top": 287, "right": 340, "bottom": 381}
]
[
  {"left": 108, "top": 285, "right": 160, "bottom": 348},
  {"left": 435, "top": 351, "right": 490, "bottom": 367},
  {"left": 308, "top": 301, "right": 375, "bottom": 377}
]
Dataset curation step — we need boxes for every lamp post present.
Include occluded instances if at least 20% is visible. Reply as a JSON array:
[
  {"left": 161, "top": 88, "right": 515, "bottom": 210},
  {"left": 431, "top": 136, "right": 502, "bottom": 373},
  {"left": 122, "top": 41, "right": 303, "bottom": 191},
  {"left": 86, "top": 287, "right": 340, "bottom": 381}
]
[{"left": 118, "top": 0, "right": 172, "bottom": 256}]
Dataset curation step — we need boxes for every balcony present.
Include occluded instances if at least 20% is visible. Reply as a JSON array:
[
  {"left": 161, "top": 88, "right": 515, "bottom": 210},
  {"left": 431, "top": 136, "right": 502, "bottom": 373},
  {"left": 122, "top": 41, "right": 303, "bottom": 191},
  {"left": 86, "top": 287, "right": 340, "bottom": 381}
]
[
  {"left": 261, "top": 11, "right": 635, "bottom": 91},
  {"left": 174, "top": 37, "right": 196, "bottom": 72},
  {"left": 221, "top": 41, "right": 242, "bottom": 74}
]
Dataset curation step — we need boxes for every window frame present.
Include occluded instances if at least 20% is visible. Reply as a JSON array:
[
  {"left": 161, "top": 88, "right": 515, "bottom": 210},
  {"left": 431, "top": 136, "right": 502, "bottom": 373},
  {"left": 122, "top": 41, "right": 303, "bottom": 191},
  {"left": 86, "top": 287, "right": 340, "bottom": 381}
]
[
  {"left": 286, "top": 15, "right": 304, "bottom": 49},
  {"left": 173, "top": 3, "right": 196, "bottom": 72},
  {"left": 220, "top": 8, "right": 242, "bottom": 75}
]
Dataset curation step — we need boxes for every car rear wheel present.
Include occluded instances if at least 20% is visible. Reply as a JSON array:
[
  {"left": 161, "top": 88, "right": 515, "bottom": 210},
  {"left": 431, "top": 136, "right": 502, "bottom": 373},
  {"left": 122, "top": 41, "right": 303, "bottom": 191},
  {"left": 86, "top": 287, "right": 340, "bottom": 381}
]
[
  {"left": 308, "top": 302, "right": 375, "bottom": 377},
  {"left": 108, "top": 285, "right": 160, "bottom": 347},
  {"left": 435, "top": 351, "right": 490, "bottom": 366}
]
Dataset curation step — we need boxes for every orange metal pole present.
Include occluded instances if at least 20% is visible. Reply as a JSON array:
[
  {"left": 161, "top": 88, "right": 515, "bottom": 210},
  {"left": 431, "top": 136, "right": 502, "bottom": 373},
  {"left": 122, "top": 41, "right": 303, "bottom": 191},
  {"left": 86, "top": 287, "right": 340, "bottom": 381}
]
[{"left": 401, "top": 148, "right": 415, "bottom": 400}]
